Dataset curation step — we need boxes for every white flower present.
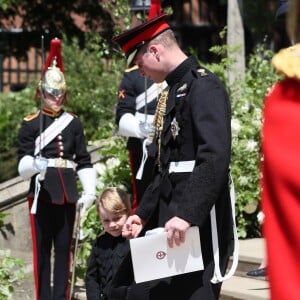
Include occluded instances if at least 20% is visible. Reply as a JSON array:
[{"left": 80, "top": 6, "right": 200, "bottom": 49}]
[
  {"left": 106, "top": 157, "right": 121, "bottom": 170},
  {"left": 246, "top": 140, "right": 257, "bottom": 151},
  {"left": 257, "top": 211, "right": 265, "bottom": 224},
  {"left": 239, "top": 176, "right": 248, "bottom": 186},
  {"left": 241, "top": 103, "right": 249, "bottom": 111},
  {"left": 94, "top": 162, "right": 107, "bottom": 176},
  {"left": 231, "top": 118, "right": 241, "bottom": 135},
  {"left": 96, "top": 180, "right": 105, "bottom": 190}
]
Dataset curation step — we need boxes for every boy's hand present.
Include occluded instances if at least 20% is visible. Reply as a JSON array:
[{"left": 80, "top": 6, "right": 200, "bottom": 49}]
[{"left": 122, "top": 215, "right": 144, "bottom": 239}]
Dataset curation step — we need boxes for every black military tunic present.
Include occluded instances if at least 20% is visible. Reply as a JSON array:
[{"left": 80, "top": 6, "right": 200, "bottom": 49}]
[
  {"left": 132, "top": 56, "right": 234, "bottom": 300},
  {"left": 116, "top": 67, "right": 161, "bottom": 211},
  {"left": 18, "top": 108, "right": 92, "bottom": 300}
]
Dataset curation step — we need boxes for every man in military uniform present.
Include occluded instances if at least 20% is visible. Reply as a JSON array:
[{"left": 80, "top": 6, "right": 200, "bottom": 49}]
[
  {"left": 113, "top": 13, "right": 235, "bottom": 300},
  {"left": 18, "top": 38, "right": 96, "bottom": 300}
]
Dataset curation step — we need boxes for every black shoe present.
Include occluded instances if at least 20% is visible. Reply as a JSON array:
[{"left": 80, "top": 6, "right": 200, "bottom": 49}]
[{"left": 246, "top": 267, "right": 266, "bottom": 277}]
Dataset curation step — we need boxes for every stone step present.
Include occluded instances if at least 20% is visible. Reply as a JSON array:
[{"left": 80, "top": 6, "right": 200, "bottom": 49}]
[
  {"left": 220, "top": 275, "right": 269, "bottom": 300},
  {"left": 220, "top": 238, "right": 269, "bottom": 300}
]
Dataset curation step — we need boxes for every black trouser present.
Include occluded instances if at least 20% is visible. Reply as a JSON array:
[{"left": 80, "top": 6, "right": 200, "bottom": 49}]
[
  {"left": 29, "top": 198, "right": 76, "bottom": 300},
  {"left": 128, "top": 262, "right": 222, "bottom": 300}
]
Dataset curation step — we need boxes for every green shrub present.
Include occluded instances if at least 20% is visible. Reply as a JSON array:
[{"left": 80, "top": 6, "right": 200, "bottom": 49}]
[
  {"left": 0, "top": 213, "right": 26, "bottom": 299},
  {"left": 205, "top": 42, "right": 280, "bottom": 238}
]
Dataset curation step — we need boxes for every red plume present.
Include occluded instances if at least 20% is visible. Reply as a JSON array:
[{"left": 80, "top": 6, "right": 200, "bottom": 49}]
[
  {"left": 147, "top": 0, "right": 162, "bottom": 20},
  {"left": 42, "top": 38, "right": 64, "bottom": 77}
]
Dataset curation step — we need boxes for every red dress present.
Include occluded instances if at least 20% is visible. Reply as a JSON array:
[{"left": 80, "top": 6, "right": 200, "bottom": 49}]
[{"left": 262, "top": 78, "right": 300, "bottom": 300}]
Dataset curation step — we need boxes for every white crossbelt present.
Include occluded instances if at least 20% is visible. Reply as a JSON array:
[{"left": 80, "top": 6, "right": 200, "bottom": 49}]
[
  {"left": 136, "top": 81, "right": 168, "bottom": 110},
  {"left": 47, "top": 158, "right": 74, "bottom": 169},
  {"left": 34, "top": 112, "right": 74, "bottom": 156}
]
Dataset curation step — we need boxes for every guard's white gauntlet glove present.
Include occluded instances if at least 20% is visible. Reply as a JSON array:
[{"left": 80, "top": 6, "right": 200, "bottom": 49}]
[
  {"left": 77, "top": 167, "right": 96, "bottom": 217},
  {"left": 18, "top": 155, "right": 48, "bottom": 181},
  {"left": 118, "top": 113, "right": 149, "bottom": 139}
]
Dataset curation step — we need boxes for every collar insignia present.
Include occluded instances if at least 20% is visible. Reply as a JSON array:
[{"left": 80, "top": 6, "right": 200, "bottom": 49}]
[
  {"left": 42, "top": 108, "right": 62, "bottom": 117},
  {"left": 177, "top": 83, "right": 187, "bottom": 93},
  {"left": 118, "top": 89, "right": 126, "bottom": 99}
]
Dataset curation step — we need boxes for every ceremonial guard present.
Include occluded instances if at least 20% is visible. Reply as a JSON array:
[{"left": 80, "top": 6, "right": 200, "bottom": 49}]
[
  {"left": 116, "top": 0, "right": 167, "bottom": 212},
  {"left": 17, "top": 38, "right": 96, "bottom": 300}
]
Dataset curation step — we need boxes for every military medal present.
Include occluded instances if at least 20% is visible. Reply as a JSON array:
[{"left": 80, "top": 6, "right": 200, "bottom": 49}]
[{"left": 171, "top": 117, "right": 180, "bottom": 139}]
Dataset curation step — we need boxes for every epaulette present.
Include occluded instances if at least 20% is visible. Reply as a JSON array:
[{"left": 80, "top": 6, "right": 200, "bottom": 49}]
[
  {"left": 125, "top": 65, "right": 139, "bottom": 73},
  {"left": 23, "top": 111, "right": 39, "bottom": 121}
]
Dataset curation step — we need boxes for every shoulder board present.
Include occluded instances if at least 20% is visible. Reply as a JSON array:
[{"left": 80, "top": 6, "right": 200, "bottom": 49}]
[
  {"left": 125, "top": 65, "right": 139, "bottom": 73},
  {"left": 23, "top": 111, "right": 39, "bottom": 121}
]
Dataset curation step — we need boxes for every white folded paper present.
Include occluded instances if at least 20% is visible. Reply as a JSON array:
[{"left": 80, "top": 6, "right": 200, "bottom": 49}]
[{"left": 130, "top": 226, "right": 204, "bottom": 283}]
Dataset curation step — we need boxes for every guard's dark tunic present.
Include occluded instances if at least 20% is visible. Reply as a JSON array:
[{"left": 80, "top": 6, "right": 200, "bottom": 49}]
[
  {"left": 116, "top": 67, "right": 157, "bottom": 151},
  {"left": 18, "top": 109, "right": 92, "bottom": 203},
  {"left": 86, "top": 233, "right": 130, "bottom": 300},
  {"left": 131, "top": 56, "right": 234, "bottom": 300},
  {"left": 116, "top": 67, "right": 159, "bottom": 211},
  {"left": 18, "top": 108, "right": 92, "bottom": 300}
]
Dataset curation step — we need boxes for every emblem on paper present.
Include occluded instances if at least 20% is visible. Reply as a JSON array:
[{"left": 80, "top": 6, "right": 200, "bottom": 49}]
[{"left": 156, "top": 251, "right": 166, "bottom": 260}]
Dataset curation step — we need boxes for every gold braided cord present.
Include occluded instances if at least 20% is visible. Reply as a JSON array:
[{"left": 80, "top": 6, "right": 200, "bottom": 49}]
[{"left": 149, "top": 89, "right": 169, "bottom": 168}]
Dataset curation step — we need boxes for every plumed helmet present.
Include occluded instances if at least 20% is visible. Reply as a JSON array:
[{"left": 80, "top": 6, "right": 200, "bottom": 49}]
[
  {"left": 41, "top": 38, "right": 66, "bottom": 97},
  {"left": 42, "top": 60, "right": 66, "bottom": 97}
]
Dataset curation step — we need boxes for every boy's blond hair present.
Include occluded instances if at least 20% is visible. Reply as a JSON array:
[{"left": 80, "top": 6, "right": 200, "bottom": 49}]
[{"left": 96, "top": 187, "right": 131, "bottom": 215}]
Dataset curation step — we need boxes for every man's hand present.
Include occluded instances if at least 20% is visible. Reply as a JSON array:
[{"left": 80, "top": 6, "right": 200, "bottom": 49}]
[
  {"left": 122, "top": 215, "right": 144, "bottom": 239},
  {"left": 165, "top": 217, "right": 191, "bottom": 248}
]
